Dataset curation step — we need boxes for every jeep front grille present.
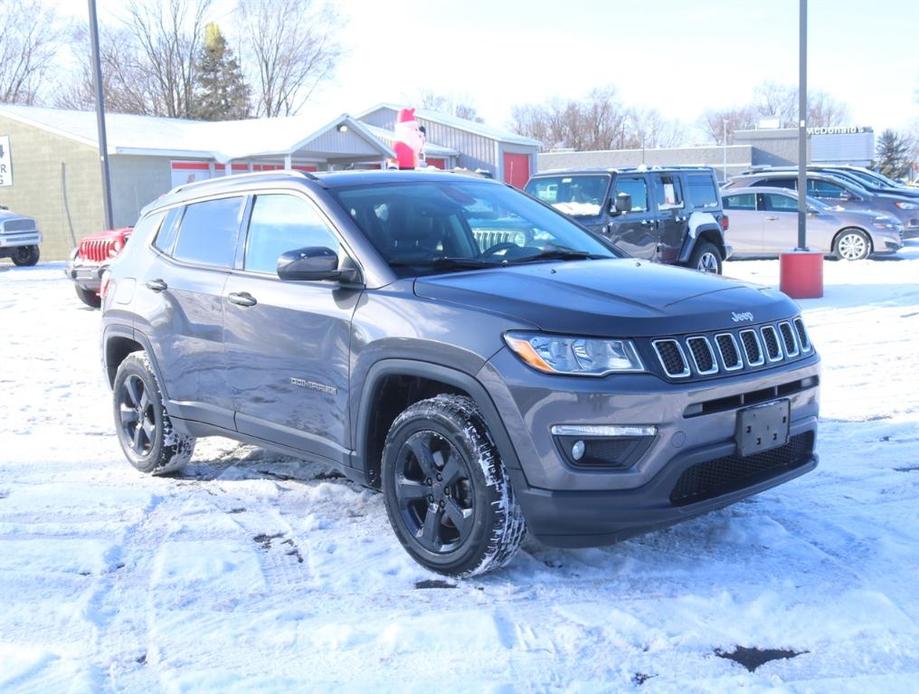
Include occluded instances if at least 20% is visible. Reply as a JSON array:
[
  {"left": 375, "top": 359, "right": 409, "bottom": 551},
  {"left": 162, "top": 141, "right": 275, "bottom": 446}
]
[
  {"left": 649, "top": 318, "right": 814, "bottom": 380},
  {"left": 652, "top": 339, "right": 690, "bottom": 377}
]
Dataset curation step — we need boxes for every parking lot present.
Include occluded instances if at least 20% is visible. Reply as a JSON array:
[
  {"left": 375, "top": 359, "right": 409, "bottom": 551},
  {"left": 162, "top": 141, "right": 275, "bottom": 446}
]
[{"left": 1, "top": 248, "right": 917, "bottom": 691}]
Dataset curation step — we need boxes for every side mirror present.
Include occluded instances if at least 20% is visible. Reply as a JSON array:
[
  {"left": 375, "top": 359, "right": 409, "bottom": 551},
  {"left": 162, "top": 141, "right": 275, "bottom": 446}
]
[
  {"left": 611, "top": 192, "right": 632, "bottom": 215},
  {"left": 277, "top": 246, "right": 359, "bottom": 283}
]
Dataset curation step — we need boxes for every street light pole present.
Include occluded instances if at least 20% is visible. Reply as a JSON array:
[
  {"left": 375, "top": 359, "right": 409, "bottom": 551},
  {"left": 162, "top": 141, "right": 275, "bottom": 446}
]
[
  {"left": 722, "top": 118, "right": 728, "bottom": 182},
  {"left": 796, "top": 0, "right": 807, "bottom": 250},
  {"left": 88, "top": 0, "right": 114, "bottom": 230}
]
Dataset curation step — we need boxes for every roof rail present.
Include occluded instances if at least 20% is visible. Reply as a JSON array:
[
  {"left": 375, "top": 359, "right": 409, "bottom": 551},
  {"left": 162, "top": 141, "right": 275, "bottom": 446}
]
[{"left": 170, "top": 168, "right": 318, "bottom": 195}]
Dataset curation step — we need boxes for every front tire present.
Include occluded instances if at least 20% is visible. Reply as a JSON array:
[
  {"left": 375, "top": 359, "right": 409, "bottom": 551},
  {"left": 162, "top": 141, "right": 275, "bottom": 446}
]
[
  {"left": 833, "top": 228, "right": 871, "bottom": 261},
  {"left": 381, "top": 395, "right": 526, "bottom": 577},
  {"left": 74, "top": 285, "right": 102, "bottom": 308},
  {"left": 11, "top": 245, "right": 39, "bottom": 266},
  {"left": 689, "top": 240, "right": 722, "bottom": 274},
  {"left": 112, "top": 352, "right": 196, "bottom": 475}
]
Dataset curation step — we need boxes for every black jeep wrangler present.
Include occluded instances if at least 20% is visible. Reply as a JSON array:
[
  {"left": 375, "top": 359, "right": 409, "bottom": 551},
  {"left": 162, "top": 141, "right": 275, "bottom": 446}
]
[{"left": 525, "top": 167, "right": 730, "bottom": 273}]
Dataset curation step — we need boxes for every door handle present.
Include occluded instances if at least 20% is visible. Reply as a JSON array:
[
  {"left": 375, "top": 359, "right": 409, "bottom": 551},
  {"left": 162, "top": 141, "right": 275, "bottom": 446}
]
[
  {"left": 765, "top": 216, "right": 778, "bottom": 221},
  {"left": 227, "top": 291, "right": 257, "bottom": 307},
  {"left": 145, "top": 279, "right": 167, "bottom": 292},
  {"left": 640, "top": 219, "right": 655, "bottom": 226}
]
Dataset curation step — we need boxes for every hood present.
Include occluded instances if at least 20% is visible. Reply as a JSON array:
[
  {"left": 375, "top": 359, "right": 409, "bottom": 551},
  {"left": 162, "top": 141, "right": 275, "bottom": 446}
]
[
  {"left": 0, "top": 209, "right": 34, "bottom": 223},
  {"left": 414, "top": 259, "right": 798, "bottom": 337},
  {"left": 80, "top": 227, "right": 134, "bottom": 243}
]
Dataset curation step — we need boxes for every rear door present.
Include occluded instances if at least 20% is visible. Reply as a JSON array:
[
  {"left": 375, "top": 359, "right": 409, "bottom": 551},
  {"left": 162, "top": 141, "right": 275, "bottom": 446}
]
[
  {"left": 607, "top": 174, "right": 658, "bottom": 259},
  {"left": 651, "top": 173, "right": 686, "bottom": 263},
  {"left": 760, "top": 192, "right": 800, "bottom": 253},
  {"left": 138, "top": 195, "right": 245, "bottom": 430},
  {"left": 223, "top": 192, "right": 361, "bottom": 463},
  {"left": 722, "top": 192, "right": 763, "bottom": 254}
]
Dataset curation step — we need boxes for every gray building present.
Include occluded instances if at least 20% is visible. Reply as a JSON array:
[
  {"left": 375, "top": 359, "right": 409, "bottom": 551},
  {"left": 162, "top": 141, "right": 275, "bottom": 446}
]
[
  {"left": 538, "top": 126, "right": 876, "bottom": 182},
  {"left": 0, "top": 103, "right": 539, "bottom": 260}
]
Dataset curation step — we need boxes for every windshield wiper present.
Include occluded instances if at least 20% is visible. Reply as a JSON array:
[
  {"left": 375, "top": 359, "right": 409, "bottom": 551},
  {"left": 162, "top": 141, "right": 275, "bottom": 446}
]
[
  {"left": 389, "top": 257, "right": 497, "bottom": 270},
  {"left": 508, "top": 246, "right": 606, "bottom": 264}
]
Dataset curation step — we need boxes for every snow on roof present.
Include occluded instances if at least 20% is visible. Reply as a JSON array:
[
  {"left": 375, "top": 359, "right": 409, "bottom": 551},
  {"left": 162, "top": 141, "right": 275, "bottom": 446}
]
[
  {"left": 0, "top": 104, "right": 390, "bottom": 162},
  {"left": 357, "top": 103, "right": 541, "bottom": 148},
  {"left": 359, "top": 123, "right": 458, "bottom": 157}
]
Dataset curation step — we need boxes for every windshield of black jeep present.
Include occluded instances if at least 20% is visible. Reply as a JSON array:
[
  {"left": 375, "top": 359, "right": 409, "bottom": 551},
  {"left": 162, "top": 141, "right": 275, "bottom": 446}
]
[
  {"left": 332, "top": 180, "right": 618, "bottom": 277},
  {"left": 523, "top": 174, "right": 611, "bottom": 217}
]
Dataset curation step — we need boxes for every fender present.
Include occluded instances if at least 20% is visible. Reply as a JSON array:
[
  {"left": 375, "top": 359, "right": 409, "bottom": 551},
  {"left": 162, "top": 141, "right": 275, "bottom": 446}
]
[
  {"left": 351, "top": 359, "right": 523, "bottom": 484},
  {"left": 677, "top": 211, "right": 724, "bottom": 264}
]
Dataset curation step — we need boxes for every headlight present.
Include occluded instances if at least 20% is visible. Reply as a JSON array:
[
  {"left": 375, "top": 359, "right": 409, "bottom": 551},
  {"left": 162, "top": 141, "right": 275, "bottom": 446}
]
[
  {"left": 872, "top": 216, "right": 902, "bottom": 231},
  {"left": 504, "top": 331, "right": 644, "bottom": 375},
  {"left": 894, "top": 201, "right": 919, "bottom": 210}
]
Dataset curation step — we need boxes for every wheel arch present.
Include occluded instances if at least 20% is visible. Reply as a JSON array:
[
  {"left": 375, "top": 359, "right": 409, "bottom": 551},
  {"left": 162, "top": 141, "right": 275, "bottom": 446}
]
[
  {"left": 352, "top": 360, "right": 522, "bottom": 489},
  {"left": 103, "top": 326, "right": 167, "bottom": 396},
  {"left": 678, "top": 223, "right": 725, "bottom": 264}
]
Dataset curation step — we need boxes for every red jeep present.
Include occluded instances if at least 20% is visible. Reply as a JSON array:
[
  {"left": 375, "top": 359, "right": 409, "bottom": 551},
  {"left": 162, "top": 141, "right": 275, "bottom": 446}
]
[{"left": 66, "top": 227, "right": 133, "bottom": 308}]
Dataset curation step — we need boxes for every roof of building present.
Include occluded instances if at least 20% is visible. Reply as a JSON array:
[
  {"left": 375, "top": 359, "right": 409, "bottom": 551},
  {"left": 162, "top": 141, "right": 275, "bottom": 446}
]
[
  {"left": 357, "top": 103, "right": 541, "bottom": 148},
  {"left": 0, "top": 104, "right": 392, "bottom": 162}
]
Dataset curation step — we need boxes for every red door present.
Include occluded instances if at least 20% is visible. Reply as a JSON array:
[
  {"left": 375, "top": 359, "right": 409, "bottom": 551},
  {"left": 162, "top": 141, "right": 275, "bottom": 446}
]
[
  {"left": 503, "top": 152, "right": 531, "bottom": 188},
  {"left": 426, "top": 158, "right": 446, "bottom": 169}
]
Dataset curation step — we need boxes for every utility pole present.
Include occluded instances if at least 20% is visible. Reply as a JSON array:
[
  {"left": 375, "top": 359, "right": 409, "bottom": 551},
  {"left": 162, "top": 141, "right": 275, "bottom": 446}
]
[
  {"left": 796, "top": 0, "right": 807, "bottom": 250},
  {"left": 88, "top": 0, "right": 114, "bottom": 230},
  {"left": 722, "top": 118, "right": 728, "bottom": 182}
]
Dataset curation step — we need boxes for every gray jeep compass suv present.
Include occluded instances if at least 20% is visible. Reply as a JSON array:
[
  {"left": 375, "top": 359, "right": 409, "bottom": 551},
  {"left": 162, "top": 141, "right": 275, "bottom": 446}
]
[{"left": 102, "top": 170, "right": 820, "bottom": 577}]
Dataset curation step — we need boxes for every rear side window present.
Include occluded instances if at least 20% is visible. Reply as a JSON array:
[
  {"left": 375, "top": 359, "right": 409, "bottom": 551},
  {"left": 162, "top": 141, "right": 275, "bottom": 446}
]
[
  {"left": 153, "top": 206, "right": 184, "bottom": 254},
  {"left": 654, "top": 174, "right": 683, "bottom": 210},
  {"left": 172, "top": 196, "right": 245, "bottom": 267},
  {"left": 723, "top": 193, "right": 756, "bottom": 210},
  {"left": 807, "top": 179, "right": 847, "bottom": 198},
  {"left": 687, "top": 174, "right": 719, "bottom": 209},
  {"left": 244, "top": 194, "right": 341, "bottom": 274},
  {"left": 752, "top": 178, "right": 796, "bottom": 190},
  {"left": 613, "top": 177, "right": 648, "bottom": 212}
]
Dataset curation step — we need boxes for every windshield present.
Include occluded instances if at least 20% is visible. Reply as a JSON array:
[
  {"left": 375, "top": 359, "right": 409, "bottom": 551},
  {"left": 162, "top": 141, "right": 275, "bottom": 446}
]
[
  {"left": 524, "top": 174, "right": 611, "bottom": 217},
  {"left": 332, "top": 180, "right": 618, "bottom": 277}
]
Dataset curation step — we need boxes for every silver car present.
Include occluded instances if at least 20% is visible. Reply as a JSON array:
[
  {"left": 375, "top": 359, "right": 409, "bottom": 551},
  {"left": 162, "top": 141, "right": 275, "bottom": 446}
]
[{"left": 722, "top": 187, "right": 903, "bottom": 260}]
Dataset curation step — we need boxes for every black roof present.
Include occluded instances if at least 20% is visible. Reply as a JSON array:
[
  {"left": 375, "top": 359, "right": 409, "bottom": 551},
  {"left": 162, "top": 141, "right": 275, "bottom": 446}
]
[{"left": 531, "top": 166, "right": 716, "bottom": 177}]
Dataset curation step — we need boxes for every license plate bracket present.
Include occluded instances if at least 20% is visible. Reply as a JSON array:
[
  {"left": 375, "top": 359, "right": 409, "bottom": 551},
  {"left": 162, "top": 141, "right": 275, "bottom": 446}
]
[{"left": 736, "top": 399, "right": 790, "bottom": 457}]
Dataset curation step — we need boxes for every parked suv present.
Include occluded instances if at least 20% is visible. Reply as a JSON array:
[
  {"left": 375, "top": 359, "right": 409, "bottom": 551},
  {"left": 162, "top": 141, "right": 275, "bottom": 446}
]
[
  {"left": 525, "top": 167, "right": 730, "bottom": 273},
  {"left": 0, "top": 206, "right": 41, "bottom": 266},
  {"left": 724, "top": 170, "right": 919, "bottom": 238},
  {"left": 66, "top": 227, "right": 133, "bottom": 307},
  {"left": 102, "top": 170, "right": 820, "bottom": 577}
]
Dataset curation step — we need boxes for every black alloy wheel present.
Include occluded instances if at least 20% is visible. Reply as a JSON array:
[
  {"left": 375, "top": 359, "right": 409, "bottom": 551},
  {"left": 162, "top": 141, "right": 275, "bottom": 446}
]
[{"left": 118, "top": 374, "right": 157, "bottom": 457}]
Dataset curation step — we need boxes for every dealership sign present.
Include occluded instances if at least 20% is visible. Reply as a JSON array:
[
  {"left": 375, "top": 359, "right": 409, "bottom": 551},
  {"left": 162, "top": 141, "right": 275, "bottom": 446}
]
[
  {"left": 0, "top": 136, "right": 11, "bottom": 187},
  {"left": 806, "top": 126, "right": 872, "bottom": 136}
]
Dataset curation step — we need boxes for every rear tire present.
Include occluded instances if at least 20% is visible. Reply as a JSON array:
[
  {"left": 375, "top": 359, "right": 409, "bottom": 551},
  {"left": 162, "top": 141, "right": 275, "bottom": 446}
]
[
  {"left": 112, "top": 352, "right": 195, "bottom": 475},
  {"left": 381, "top": 395, "right": 526, "bottom": 577},
  {"left": 833, "top": 228, "right": 871, "bottom": 261},
  {"left": 74, "top": 285, "right": 102, "bottom": 308},
  {"left": 11, "top": 245, "right": 39, "bottom": 266},
  {"left": 689, "top": 240, "right": 722, "bottom": 274}
]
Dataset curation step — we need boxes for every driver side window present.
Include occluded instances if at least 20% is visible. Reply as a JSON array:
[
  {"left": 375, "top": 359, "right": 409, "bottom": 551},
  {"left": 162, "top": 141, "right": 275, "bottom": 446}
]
[
  {"left": 613, "top": 177, "right": 648, "bottom": 213},
  {"left": 244, "top": 194, "right": 340, "bottom": 275}
]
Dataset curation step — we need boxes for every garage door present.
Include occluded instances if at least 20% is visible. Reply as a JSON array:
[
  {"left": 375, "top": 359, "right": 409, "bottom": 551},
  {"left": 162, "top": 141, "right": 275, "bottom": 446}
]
[{"left": 503, "top": 152, "right": 531, "bottom": 188}]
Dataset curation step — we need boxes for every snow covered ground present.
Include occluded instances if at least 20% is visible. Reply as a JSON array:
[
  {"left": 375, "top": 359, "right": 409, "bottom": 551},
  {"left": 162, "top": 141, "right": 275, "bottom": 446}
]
[{"left": 1, "top": 247, "right": 917, "bottom": 692}]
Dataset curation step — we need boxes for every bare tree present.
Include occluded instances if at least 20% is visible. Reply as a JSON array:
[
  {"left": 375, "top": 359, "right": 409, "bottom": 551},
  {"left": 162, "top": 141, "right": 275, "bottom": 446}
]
[
  {"left": 124, "top": 0, "right": 213, "bottom": 117},
  {"left": 417, "top": 91, "right": 484, "bottom": 123},
  {"left": 238, "top": 0, "right": 343, "bottom": 117},
  {"left": 699, "top": 106, "right": 757, "bottom": 145},
  {"left": 752, "top": 81, "right": 850, "bottom": 128},
  {"left": 629, "top": 108, "right": 686, "bottom": 149},
  {"left": 0, "top": 0, "right": 62, "bottom": 104}
]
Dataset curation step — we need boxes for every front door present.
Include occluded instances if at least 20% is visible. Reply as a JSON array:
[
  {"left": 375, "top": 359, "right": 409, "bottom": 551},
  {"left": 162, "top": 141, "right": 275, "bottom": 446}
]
[
  {"left": 759, "top": 192, "right": 800, "bottom": 254},
  {"left": 223, "top": 192, "right": 361, "bottom": 464},
  {"left": 722, "top": 192, "right": 763, "bottom": 254},
  {"left": 651, "top": 173, "right": 687, "bottom": 263},
  {"left": 607, "top": 175, "right": 658, "bottom": 259}
]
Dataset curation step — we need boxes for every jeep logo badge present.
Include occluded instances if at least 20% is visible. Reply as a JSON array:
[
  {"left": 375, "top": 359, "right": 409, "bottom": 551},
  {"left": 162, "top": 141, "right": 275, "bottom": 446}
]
[{"left": 731, "top": 311, "right": 754, "bottom": 323}]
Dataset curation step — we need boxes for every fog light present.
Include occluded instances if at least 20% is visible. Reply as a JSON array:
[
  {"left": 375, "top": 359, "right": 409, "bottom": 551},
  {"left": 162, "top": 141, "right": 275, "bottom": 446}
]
[{"left": 571, "top": 440, "right": 585, "bottom": 461}]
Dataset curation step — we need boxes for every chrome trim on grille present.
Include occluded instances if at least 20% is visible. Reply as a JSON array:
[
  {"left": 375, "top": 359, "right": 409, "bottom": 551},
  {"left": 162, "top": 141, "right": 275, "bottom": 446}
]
[
  {"left": 778, "top": 321, "right": 800, "bottom": 357},
  {"left": 686, "top": 336, "right": 719, "bottom": 375},
  {"left": 739, "top": 329, "right": 765, "bottom": 366},
  {"left": 714, "top": 332, "right": 744, "bottom": 371},
  {"left": 652, "top": 339, "right": 691, "bottom": 378},
  {"left": 760, "top": 325, "right": 783, "bottom": 362},
  {"left": 793, "top": 317, "right": 811, "bottom": 353}
]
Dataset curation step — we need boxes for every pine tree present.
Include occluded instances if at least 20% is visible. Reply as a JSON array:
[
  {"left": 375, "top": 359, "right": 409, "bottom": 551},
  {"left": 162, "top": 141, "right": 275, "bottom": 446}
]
[
  {"left": 193, "top": 23, "right": 250, "bottom": 121},
  {"left": 875, "top": 129, "right": 912, "bottom": 181}
]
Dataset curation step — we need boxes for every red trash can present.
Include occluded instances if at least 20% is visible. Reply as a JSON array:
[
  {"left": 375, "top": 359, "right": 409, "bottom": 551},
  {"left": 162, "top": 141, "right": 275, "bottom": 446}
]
[{"left": 779, "top": 251, "right": 824, "bottom": 299}]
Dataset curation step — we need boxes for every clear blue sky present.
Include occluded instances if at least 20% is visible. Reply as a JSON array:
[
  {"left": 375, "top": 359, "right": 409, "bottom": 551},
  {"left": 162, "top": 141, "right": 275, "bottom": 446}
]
[{"left": 52, "top": 0, "right": 919, "bottom": 138}]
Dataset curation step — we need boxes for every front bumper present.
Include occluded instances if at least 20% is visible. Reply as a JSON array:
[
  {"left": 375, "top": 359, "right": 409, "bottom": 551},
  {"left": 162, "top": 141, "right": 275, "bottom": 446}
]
[
  {"left": 66, "top": 256, "right": 107, "bottom": 292},
  {"left": 0, "top": 230, "right": 42, "bottom": 248},
  {"left": 478, "top": 347, "right": 820, "bottom": 545}
]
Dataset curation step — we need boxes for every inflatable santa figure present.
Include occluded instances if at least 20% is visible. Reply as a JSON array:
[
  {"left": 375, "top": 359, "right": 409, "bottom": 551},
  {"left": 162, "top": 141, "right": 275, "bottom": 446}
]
[{"left": 393, "top": 107, "right": 425, "bottom": 169}]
